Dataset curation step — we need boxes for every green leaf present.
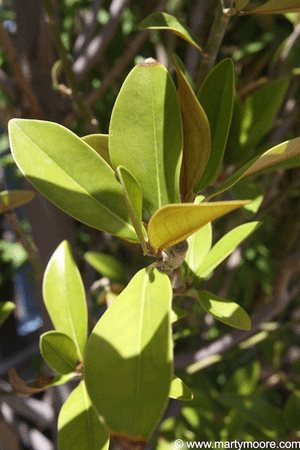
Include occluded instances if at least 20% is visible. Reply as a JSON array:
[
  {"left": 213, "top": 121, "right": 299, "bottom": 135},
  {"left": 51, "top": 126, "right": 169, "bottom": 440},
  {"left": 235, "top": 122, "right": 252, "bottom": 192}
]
[
  {"left": 0, "top": 190, "right": 35, "bottom": 213},
  {"left": 81, "top": 134, "right": 111, "bottom": 166},
  {"left": 197, "top": 290, "right": 251, "bottom": 330},
  {"left": 116, "top": 166, "right": 148, "bottom": 253},
  {"left": 84, "top": 267, "right": 173, "bottom": 441},
  {"left": 148, "top": 201, "right": 249, "bottom": 251},
  {"left": 233, "top": 0, "right": 250, "bottom": 13},
  {"left": 139, "top": 12, "right": 203, "bottom": 53},
  {"left": 223, "top": 361, "right": 261, "bottom": 395},
  {"left": 0, "top": 241, "right": 28, "bottom": 270},
  {"left": 197, "top": 222, "right": 261, "bottom": 278},
  {"left": 9, "top": 119, "right": 137, "bottom": 242},
  {"left": 231, "top": 180, "right": 264, "bottom": 215},
  {"left": 185, "top": 222, "right": 212, "bottom": 279},
  {"left": 109, "top": 58, "right": 182, "bottom": 216},
  {"left": 218, "top": 393, "right": 284, "bottom": 438},
  {"left": 170, "top": 376, "right": 194, "bottom": 401},
  {"left": 40, "top": 331, "right": 78, "bottom": 375},
  {"left": 224, "top": 92, "right": 243, "bottom": 165},
  {"left": 209, "top": 137, "right": 300, "bottom": 199},
  {"left": 171, "top": 307, "right": 189, "bottom": 323},
  {"left": 239, "top": 77, "right": 289, "bottom": 153},
  {"left": 43, "top": 241, "right": 87, "bottom": 361},
  {"left": 244, "top": 0, "right": 300, "bottom": 14},
  {"left": 173, "top": 55, "right": 211, "bottom": 200},
  {"left": 196, "top": 59, "right": 235, "bottom": 191},
  {"left": 284, "top": 390, "right": 300, "bottom": 431},
  {"left": 58, "top": 381, "right": 109, "bottom": 450},
  {"left": 9, "top": 368, "right": 75, "bottom": 396},
  {"left": 0, "top": 301, "right": 15, "bottom": 326},
  {"left": 84, "top": 251, "right": 126, "bottom": 284}
]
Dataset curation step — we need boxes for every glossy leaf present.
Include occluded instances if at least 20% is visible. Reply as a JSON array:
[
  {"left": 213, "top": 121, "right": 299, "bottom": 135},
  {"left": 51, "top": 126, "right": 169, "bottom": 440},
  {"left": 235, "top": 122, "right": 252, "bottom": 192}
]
[
  {"left": 81, "top": 134, "right": 111, "bottom": 166},
  {"left": 148, "top": 201, "right": 249, "bottom": 251},
  {"left": 9, "top": 119, "right": 137, "bottom": 242},
  {"left": 239, "top": 77, "right": 289, "bottom": 153},
  {"left": 197, "top": 290, "right": 251, "bottom": 330},
  {"left": 210, "top": 137, "right": 300, "bottom": 199},
  {"left": 84, "top": 251, "right": 126, "bottom": 284},
  {"left": 171, "top": 307, "right": 189, "bottom": 323},
  {"left": 0, "top": 190, "right": 35, "bottom": 213},
  {"left": 109, "top": 58, "right": 182, "bottom": 216},
  {"left": 43, "top": 241, "right": 87, "bottom": 361},
  {"left": 245, "top": 0, "right": 300, "bottom": 14},
  {"left": 0, "top": 301, "right": 15, "bottom": 326},
  {"left": 58, "top": 381, "right": 109, "bottom": 450},
  {"left": 139, "top": 12, "right": 203, "bottom": 52},
  {"left": 84, "top": 267, "right": 173, "bottom": 441},
  {"left": 283, "top": 390, "right": 300, "bottom": 431},
  {"left": 40, "top": 331, "right": 78, "bottom": 375},
  {"left": 196, "top": 59, "right": 234, "bottom": 191},
  {"left": 116, "top": 166, "right": 148, "bottom": 253},
  {"left": 185, "top": 222, "right": 212, "bottom": 279},
  {"left": 9, "top": 368, "right": 75, "bottom": 396},
  {"left": 218, "top": 393, "right": 284, "bottom": 438},
  {"left": 197, "top": 222, "right": 261, "bottom": 278},
  {"left": 173, "top": 55, "right": 211, "bottom": 199},
  {"left": 170, "top": 376, "right": 194, "bottom": 401}
]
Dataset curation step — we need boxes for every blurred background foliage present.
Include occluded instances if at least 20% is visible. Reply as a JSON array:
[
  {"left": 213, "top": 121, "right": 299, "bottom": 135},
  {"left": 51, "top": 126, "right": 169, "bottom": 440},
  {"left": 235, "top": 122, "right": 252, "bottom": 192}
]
[{"left": 1, "top": 0, "right": 300, "bottom": 448}]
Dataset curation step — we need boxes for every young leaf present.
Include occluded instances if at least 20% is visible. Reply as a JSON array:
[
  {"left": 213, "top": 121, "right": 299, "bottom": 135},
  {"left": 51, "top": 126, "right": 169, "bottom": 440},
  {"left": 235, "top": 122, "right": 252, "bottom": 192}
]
[
  {"left": 171, "top": 307, "right": 189, "bottom": 323},
  {"left": 173, "top": 55, "right": 211, "bottom": 200},
  {"left": 40, "top": 331, "right": 78, "bottom": 375},
  {"left": 139, "top": 12, "right": 203, "bottom": 53},
  {"left": 170, "top": 376, "right": 194, "bottom": 401},
  {"left": 109, "top": 58, "right": 183, "bottom": 216},
  {"left": 58, "top": 381, "right": 109, "bottom": 450},
  {"left": 244, "top": 0, "right": 300, "bottom": 14},
  {"left": 43, "top": 241, "right": 87, "bottom": 361},
  {"left": 196, "top": 59, "right": 235, "bottom": 191},
  {"left": 84, "top": 267, "right": 173, "bottom": 441},
  {"left": 148, "top": 201, "right": 249, "bottom": 251},
  {"left": 84, "top": 251, "right": 126, "bottom": 284},
  {"left": 0, "top": 301, "right": 15, "bottom": 326},
  {"left": 116, "top": 166, "right": 148, "bottom": 253},
  {"left": 197, "top": 290, "right": 251, "bottom": 330},
  {"left": 283, "top": 390, "right": 300, "bottom": 431},
  {"left": 9, "top": 119, "right": 137, "bottom": 242},
  {"left": 185, "top": 222, "right": 212, "bottom": 279},
  {"left": 197, "top": 222, "right": 261, "bottom": 279},
  {"left": 218, "top": 393, "right": 284, "bottom": 438},
  {"left": 209, "top": 137, "right": 300, "bottom": 199},
  {"left": 0, "top": 190, "right": 35, "bottom": 213},
  {"left": 81, "top": 134, "right": 111, "bottom": 166}
]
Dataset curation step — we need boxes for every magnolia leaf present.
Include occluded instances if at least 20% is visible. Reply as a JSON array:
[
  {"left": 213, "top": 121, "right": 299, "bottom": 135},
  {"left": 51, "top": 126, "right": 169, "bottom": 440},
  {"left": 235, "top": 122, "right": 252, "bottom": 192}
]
[
  {"left": 139, "top": 12, "right": 203, "bottom": 53},
  {"left": 231, "top": 180, "right": 264, "bottom": 215},
  {"left": 84, "top": 251, "right": 126, "bottom": 284},
  {"left": 197, "top": 290, "right": 251, "bottom": 330},
  {"left": 9, "top": 368, "right": 74, "bottom": 396},
  {"left": 116, "top": 166, "right": 148, "bottom": 253},
  {"left": 171, "top": 307, "right": 189, "bottom": 323},
  {"left": 84, "top": 267, "right": 173, "bottom": 441},
  {"left": 81, "top": 134, "right": 111, "bottom": 166},
  {"left": 170, "top": 376, "right": 194, "bottom": 401},
  {"left": 8, "top": 119, "right": 137, "bottom": 242},
  {"left": 185, "top": 222, "right": 212, "bottom": 279},
  {"left": 0, "top": 301, "right": 15, "bottom": 326},
  {"left": 197, "top": 222, "right": 261, "bottom": 279},
  {"left": 209, "top": 137, "right": 300, "bottom": 199},
  {"left": 173, "top": 55, "right": 211, "bottom": 200},
  {"left": 43, "top": 241, "right": 87, "bottom": 361},
  {"left": 148, "top": 201, "right": 249, "bottom": 251},
  {"left": 196, "top": 59, "right": 234, "bottom": 191},
  {"left": 109, "top": 58, "right": 182, "bottom": 216},
  {"left": 283, "top": 390, "right": 300, "bottom": 431},
  {"left": 0, "top": 190, "right": 35, "bottom": 213},
  {"left": 40, "top": 331, "right": 79, "bottom": 375},
  {"left": 58, "top": 381, "right": 109, "bottom": 450},
  {"left": 243, "top": 0, "right": 300, "bottom": 14},
  {"left": 218, "top": 393, "right": 284, "bottom": 438}
]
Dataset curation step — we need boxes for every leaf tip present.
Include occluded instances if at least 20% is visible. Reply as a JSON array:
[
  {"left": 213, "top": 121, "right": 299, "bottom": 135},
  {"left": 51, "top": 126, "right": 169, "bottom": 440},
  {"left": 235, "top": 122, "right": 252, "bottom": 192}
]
[{"left": 138, "top": 57, "right": 159, "bottom": 67}]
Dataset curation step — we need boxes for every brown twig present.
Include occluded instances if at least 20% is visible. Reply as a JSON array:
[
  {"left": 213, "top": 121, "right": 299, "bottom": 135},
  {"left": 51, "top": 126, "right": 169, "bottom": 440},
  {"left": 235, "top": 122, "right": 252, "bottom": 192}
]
[
  {"left": 74, "top": 0, "right": 104, "bottom": 56},
  {"left": 0, "top": 18, "right": 45, "bottom": 118}
]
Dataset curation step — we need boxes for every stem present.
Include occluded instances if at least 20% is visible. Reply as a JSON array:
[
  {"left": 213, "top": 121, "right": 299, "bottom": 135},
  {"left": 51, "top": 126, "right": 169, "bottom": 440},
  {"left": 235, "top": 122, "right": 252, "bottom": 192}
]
[
  {"left": 42, "top": 0, "right": 98, "bottom": 128},
  {"left": 195, "top": 0, "right": 233, "bottom": 91}
]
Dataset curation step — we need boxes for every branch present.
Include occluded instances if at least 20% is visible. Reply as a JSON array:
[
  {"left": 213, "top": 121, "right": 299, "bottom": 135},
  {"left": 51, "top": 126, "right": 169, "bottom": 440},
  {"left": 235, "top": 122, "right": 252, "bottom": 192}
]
[
  {"left": 0, "top": 68, "right": 17, "bottom": 102},
  {"left": 72, "top": 0, "right": 131, "bottom": 82},
  {"left": 0, "top": 18, "right": 45, "bottom": 118},
  {"left": 74, "top": 0, "right": 104, "bottom": 56},
  {"left": 175, "top": 256, "right": 300, "bottom": 370}
]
